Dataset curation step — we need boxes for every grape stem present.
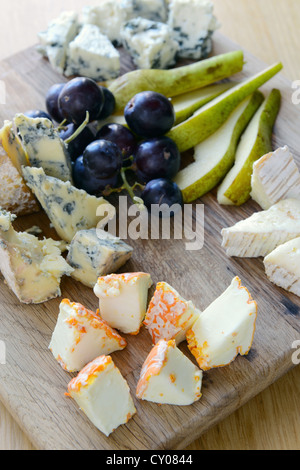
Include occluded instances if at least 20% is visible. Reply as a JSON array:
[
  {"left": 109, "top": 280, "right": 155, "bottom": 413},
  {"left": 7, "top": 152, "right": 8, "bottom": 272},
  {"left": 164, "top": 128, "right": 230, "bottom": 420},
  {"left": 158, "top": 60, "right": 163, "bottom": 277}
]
[
  {"left": 120, "top": 167, "right": 146, "bottom": 211},
  {"left": 65, "top": 111, "right": 90, "bottom": 144}
]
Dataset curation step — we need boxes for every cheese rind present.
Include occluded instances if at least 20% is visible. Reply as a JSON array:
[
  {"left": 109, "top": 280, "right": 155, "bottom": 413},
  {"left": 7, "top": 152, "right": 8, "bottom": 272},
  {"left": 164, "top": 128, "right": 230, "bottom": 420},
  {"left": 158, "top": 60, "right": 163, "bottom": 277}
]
[
  {"left": 22, "top": 166, "right": 115, "bottom": 243},
  {"left": 221, "top": 199, "right": 300, "bottom": 258},
  {"left": 0, "top": 209, "right": 73, "bottom": 304},
  {"left": 94, "top": 272, "right": 153, "bottom": 335},
  {"left": 49, "top": 299, "right": 127, "bottom": 372},
  {"left": 121, "top": 17, "right": 179, "bottom": 69},
  {"left": 65, "top": 24, "right": 120, "bottom": 81},
  {"left": 143, "top": 282, "right": 201, "bottom": 345},
  {"left": 14, "top": 114, "right": 72, "bottom": 183},
  {"left": 250, "top": 146, "right": 300, "bottom": 210},
  {"left": 0, "top": 120, "right": 29, "bottom": 174},
  {"left": 67, "top": 355, "right": 136, "bottom": 436},
  {"left": 264, "top": 237, "right": 300, "bottom": 297},
  {"left": 66, "top": 228, "right": 133, "bottom": 288},
  {"left": 186, "top": 277, "right": 257, "bottom": 370},
  {"left": 136, "top": 339, "right": 202, "bottom": 405}
]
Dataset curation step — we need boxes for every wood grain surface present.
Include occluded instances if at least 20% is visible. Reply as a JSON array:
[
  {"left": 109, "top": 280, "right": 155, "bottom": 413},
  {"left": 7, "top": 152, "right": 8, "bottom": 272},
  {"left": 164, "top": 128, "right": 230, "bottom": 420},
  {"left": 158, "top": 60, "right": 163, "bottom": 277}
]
[{"left": 0, "top": 0, "right": 300, "bottom": 451}]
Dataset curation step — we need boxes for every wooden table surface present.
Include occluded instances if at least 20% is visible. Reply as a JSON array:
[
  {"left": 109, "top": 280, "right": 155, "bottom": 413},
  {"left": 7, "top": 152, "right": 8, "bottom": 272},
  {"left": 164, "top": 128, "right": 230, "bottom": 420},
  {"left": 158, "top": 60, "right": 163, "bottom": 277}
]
[{"left": 0, "top": 0, "right": 299, "bottom": 451}]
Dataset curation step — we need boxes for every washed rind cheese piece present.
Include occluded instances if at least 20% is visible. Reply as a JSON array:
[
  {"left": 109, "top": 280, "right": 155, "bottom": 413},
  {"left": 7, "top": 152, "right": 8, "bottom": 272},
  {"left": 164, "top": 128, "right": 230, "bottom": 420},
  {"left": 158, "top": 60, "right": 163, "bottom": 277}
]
[
  {"left": 66, "top": 228, "right": 133, "bottom": 288},
  {"left": 0, "top": 145, "right": 39, "bottom": 216},
  {"left": 37, "top": 11, "right": 79, "bottom": 73},
  {"left": 186, "top": 277, "right": 257, "bottom": 371},
  {"left": 250, "top": 146, "right": 300, "bottom": 210},
  {"left": 121, "top": 17, "right": 179, "bottom": 70},
  {"left": 22, "top": 166, "right": 114, "bottom": 243},
  {"left": 94, "top": 272, "right": 153, "bottom": 335},
  {"left": 168, "top": 0, "right": 219, "bottom": 60},
  {"left": 221, "top": 198, "right": 300, "bottom": 258},
  {"left": 65, "top": 24, "right": 120, "bottom": 81},
  {"left": 0, "top": 209, "right": 73, "bottom": 304},
  {"left": 67, "top": 355, "right": 136, "bottom": 436},
  {"left": 143, "top": 282, "right": 200, "bottom": 345},
  {"left": 14, "top": 114, "right": 72, "bottom": 183},
  {"left": 264, "top": 237, "right": 300, "bottom": 297},
  {"left": 136, "top": 339, "right": 202, "bottom": 405},
  {"left": 49, "top": 299, "right": 127, "bottom": 372}
]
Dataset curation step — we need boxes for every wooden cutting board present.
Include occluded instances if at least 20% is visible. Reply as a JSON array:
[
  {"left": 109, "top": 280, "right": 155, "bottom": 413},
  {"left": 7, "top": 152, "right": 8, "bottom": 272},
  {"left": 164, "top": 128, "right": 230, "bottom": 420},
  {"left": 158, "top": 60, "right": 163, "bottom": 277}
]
[{"left": 0, "top": 31, "right": 299, "bottom": 451}]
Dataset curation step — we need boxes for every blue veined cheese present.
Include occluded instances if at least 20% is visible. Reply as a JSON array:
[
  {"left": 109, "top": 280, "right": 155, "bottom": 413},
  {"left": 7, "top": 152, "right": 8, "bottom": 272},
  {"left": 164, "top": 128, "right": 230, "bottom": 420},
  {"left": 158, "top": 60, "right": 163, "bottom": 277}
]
[
  {"left": 64, "top": 24, "right": 120, "bottom": 81},
  {"left": 66, "top": 228, "right": 133, "bottom": 288},
  {"left": 168, "top": 0, "right": 219, "bottom": 60},
  {"left": 0, "top": 208, "right": 73, "bottom": 304},
  {"left": 121, "top": 17, "right": 179, "bottom": 69},
  {"left": 14, "top": 114, "right": 72, "bottom": 183},
  {"left": 22, "top": 166, "right": 115, "bottom": 243},
  {"left": 130, "top": 0, "right": 168, "bottom": 22},
  {"left": 37, "top": 11, "right": 79, "bottom": 73}
]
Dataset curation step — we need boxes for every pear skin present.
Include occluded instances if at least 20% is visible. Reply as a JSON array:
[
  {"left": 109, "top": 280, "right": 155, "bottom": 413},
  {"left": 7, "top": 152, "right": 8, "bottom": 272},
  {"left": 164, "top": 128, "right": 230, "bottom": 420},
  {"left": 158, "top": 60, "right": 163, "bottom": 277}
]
[
  {"left": 109, "top": 51, "right": 244, "bottom": 111},
  {"left": 167, "top": 62, "right": 283, "bottom": 153},
  {"left": 174, "top": 91, "right": 264, "bottom": 203},
  {"left": 217, "top": 88, "right": 281, "bottom": 206}
]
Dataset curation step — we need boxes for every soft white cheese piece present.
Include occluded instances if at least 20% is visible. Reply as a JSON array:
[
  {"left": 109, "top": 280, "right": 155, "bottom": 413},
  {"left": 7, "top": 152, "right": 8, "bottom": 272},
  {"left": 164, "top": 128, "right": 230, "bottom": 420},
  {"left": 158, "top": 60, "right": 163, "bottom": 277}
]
[
  {"left": 14, "top": 114, "right": 72, "bottom": 183},
  {"left": 22, "top": 166, "right": 115, "bottom": 243},
  {"left": 37, "top": 11, "right": 79, "bottom": 73},
  {"left": 143, "top": 282, "right": 201, "bottom": 345},
  {"left": 221, "top": 199, "right": 300, "bottom": 258},
  {"left": 0, "top": 209, "right": 73, "bottom": 304},
  {"left": 264, "top": 237, "right": 300, "bottom": 297},
  {"left": 250, "top": 146, "right": 300, "bottom": 210},
  {"left": 168, "top": 0, "right": 219, "bottom": 60},
  {"left": 66, "top": 228, "right": 133, "bottom": 288},
  {"left": 94, "top": 272, "right": 153, "bottom": 335},
  {"left": 67, "top": 355, "right": 136, "bottom": 436},
  {"left": 186, "top": 277, "right": 257, "bottom": 370},
  {"left": 136, "top": 339, "right": 202, "bottom": 405},
  {"left": 121, "top": 17, "right": 179, "bottom": 69},
  {"left": 49, "top": 299, "right": 127, "bottom": 372},
  {"left": 65, "top": 24, "right": 120, "bottom": 81}
]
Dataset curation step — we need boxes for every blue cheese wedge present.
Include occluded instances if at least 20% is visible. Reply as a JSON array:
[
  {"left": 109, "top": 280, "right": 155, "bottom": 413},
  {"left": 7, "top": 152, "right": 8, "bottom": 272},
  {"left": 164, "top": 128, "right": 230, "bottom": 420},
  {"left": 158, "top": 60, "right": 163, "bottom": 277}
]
[
  {"left": 37, "top": 11, "right": 79, "bottom": 73},
  {"left": 121, "top": 17, "right": 179, "bottom": 69},
  {"left": 130, "top": 0, "right": 168, "bottom": 22},
  {"left": 64, "top": 24, "right": 120, "bottom": 81},
  {"left": 221, "top": 198, "right": 300, "bottom": 258},
  {"left": 66, "top": 228, "right": 133, "bottom": 288},
  {"left": 168, "top": 0, "right": 219, "bottom": 60},
  {"left": 49, "top": 299, "right": 127, "bottom": 372},
  {"left": 22, "top": 166, "right": 115, "bottom": 243},
  {"left": 0, "top": 209, "right": 73, "bottom": 304},
  {"left": 14, "top": 114, "right": 72, "bottom": 183},
  {"left": 250, "top": 146, "right": 300, "bottom": 210},
  {"left": 264, "top": 237, "right": 300, "bottom": 297}
]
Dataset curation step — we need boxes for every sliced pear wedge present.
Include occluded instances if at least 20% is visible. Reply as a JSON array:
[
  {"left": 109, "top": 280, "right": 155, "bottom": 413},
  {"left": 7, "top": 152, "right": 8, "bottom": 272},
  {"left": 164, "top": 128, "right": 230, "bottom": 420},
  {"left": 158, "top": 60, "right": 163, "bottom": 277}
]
[
  {"left": 217, "top": 88, "right": 281, "bottom": 206},
  {"left": 171, "top": 82, "right": 234, "bottom": 125},
  {"left": 174, "top": 91, "right": 264, "bottom": 203},
  {"left": 167, "top": 62, "right": 283, "bottom": 152}
]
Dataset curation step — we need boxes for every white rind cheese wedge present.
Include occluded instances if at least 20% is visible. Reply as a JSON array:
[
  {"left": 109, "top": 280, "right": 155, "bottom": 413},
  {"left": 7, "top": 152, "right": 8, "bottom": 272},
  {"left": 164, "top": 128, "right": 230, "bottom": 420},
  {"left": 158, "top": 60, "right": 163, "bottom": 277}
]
[
  {"left": 14, "top": 114, "right": 72, "bottom": 183},
  {"left": 143, "top": 282, "right": 201, "bottom": 345},
  {"left": 264, "top": 237, "right": 300, "bottom": 297},
  {"left": 67, "top": 355, "right": 136, "bottom": 436},
  {"left": 250, "top": 146, "right": 300, "bottom": 210},
  {"left": 22, "top": 166, "right": 115, "bottom": 243},
  {"left": 94, "top": 272, "right": 153, "bottom": 335},
  {"left": 0, "top": 209, "right": 73, "bottom": 304},
  {"left": 49, "top": 299, "right": 127, "bottom": 372},
  {"left": 136, "top": 339, "right": 202, "bottom": 405},
  {"left": 186, "top": 277, "right": 257, "bottom": 371},
  {"left": 66, "top": 228, "right": 133, "bottom": 288},
  {"left": 221, "top": 198, "right": 300, "bottom": 258}
]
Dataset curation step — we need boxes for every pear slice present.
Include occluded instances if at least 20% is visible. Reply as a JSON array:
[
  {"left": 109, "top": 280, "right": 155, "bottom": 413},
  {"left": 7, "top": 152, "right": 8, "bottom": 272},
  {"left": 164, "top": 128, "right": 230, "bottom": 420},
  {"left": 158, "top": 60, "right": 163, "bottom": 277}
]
[
  {"left": 171, "top": 82, "right": 234, "bottom": 125},
  {"left": 109, "top": 50, "right": 244, "bottom": 111},
  {"left": 174, "top": 91, "right": 264, "bottom": 202},
  {"left": 217, "top": 88, "right": 281, "bottom": 206},
  {"left": 167, "top": 62, "right": 283, "bottom": 152}
]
